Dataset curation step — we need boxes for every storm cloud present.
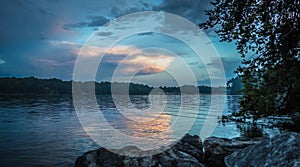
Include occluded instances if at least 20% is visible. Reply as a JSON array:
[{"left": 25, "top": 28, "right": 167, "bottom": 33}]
[
  {"left": 64, "top": 15, "right": 110, "bottom": 30},
  {"left": 152, "top": 0, "right": 211, "bottom": 23}
]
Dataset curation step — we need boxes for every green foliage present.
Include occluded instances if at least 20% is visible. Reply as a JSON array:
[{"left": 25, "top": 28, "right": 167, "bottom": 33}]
[{"left": 201, "top": 0, "right": 300, "bottom": 120}]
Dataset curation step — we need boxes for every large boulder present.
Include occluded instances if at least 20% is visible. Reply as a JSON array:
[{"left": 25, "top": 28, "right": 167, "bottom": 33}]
[
  {"left": 75, "top": 134, "right": 205, "bottom": 167},
  {"left": 203, "top": 136, "right": 264, "bottom": 167},
  {"left": 75, "top": 133, "right": 300, "bottom": 167},
  {"left": 225, "top": 132, "right": 300, "bottom": 167}
]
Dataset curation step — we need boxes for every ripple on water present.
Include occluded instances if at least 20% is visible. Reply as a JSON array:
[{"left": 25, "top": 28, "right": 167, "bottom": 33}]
[{"left": 0, "top": 95, "right": 280, "bottom": 167}]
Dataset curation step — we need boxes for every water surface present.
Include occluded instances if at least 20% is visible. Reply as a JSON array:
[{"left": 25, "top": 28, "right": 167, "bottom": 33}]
[{"left": 0, "top": 95, "right": 279, "bottom": 167}]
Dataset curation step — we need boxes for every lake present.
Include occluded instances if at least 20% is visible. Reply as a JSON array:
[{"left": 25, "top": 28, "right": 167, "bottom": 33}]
[{"left": 0, "top": 95, "right": 280, "bottom": 167}]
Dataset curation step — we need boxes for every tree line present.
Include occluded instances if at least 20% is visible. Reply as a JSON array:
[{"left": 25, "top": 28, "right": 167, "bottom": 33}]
[{"left": 0, "top": 77, "right": 228, "bottom": 95}]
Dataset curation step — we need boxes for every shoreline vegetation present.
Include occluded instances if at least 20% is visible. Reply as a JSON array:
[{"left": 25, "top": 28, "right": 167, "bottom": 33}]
[
  {"left": 0, "top": 77, "right": 230, "bottom": 95},
  {"left": 221, "top": 113, "right": 300, "bottom": 136}
]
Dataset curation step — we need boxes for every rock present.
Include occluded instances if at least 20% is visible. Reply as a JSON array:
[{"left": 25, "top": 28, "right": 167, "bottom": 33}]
[
  {"left": 203, "top": 136, "right": 264, "bottom": 167},
  {"left": 75, "top": 149, "right": 124, "bottom": 167},
  {"left": 225, "top": 132, "right": 300, "bottom": 167},
  {"left": 75, "top": 134, "right": 205, "bottom": 167},
  {"left": 76, "top": 133, "right": 300, "bottom": 167}
]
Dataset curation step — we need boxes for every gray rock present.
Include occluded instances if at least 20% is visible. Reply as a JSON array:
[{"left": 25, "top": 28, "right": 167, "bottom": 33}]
[
  {"left": 75, "top": 132, "right": 300, "bottom": 167},
  {"left": 75, "top": 134, "right": 205, "bottom": 167},
  {"left": 203, "top": 136, "right": 264, "bottom": 167},
  {"left": 225, "top": 132, "right": 300, "bottom": 167}
]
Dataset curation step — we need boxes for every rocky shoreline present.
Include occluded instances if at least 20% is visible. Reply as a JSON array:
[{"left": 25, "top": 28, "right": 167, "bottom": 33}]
[{"left": 75, "top": 132, "right": 300, "bottom": 167}]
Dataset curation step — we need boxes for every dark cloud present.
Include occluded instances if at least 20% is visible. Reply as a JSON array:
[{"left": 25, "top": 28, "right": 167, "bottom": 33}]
[
  {"left": 137, "top": 32, "right": 154, "bottom": 36},
  {"left": 62, "top": 0, "right": 211, "bottom": 30},
  {"left": 188, "top": 62, "right": 199, "bottom": 65},
  {"left": 86, "top": 16, "right": 110, "bottom": 27},
  {"left": 0, "top": 0, "right": 56, "bottom": 46},
  {"left": 64, "top": 15, "right": 109, "bottom": 29},
  {"left": 97, "top": 31, "right": 113, "bottom": 36},
  {"left": 110, "top": 6, "right": 141, "bottom": 18},
  {"left": 152, "top": 0, "right": 211, "bottom": 24}
]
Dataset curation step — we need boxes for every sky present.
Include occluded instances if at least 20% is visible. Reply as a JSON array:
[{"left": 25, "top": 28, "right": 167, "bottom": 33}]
[{"left": 0, "top": 0, "right": 241, "bottom": 86}]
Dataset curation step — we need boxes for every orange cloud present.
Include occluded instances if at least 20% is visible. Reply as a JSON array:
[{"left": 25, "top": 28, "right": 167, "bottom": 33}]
[
  {"left": 116, "top": 55, "right": 174, "bottom": 75},
  {"left": 49, "top": 41, "right": 175, "bottom": 75},
  {"left": 139, "top": 66, "right": 165, "bottom": 75},
  {"left": 79, "top": 46, "right": 141, "bottom": 57},
  {"left": 79, "top": 45, "right": 175, "bottom": 75},
  {"left": 123, "top": 55, "right": 174, "bottom": 71}
]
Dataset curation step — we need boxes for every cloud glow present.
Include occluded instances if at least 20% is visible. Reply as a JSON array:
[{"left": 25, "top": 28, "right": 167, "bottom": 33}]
[
  {"left": 122, "top": 55, "right": 174, "bottom": 72},
  {"left": 78, "top": 45, "right": 175, "bottom": 75}
]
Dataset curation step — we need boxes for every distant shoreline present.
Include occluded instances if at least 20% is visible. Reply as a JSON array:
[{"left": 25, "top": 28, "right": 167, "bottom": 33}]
[{"left": 0, "top": 77, "right": 236, "bottom": 95}]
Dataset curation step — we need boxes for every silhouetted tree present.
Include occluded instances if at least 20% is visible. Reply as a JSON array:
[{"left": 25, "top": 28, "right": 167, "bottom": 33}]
[{"left": 201, "top": 0, "right": 300, "bottom": 120}]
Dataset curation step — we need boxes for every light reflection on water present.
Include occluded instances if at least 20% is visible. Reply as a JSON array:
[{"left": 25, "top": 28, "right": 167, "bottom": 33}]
[{"left": 0, "top": 95, "right": 278, "bottom": 167}]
